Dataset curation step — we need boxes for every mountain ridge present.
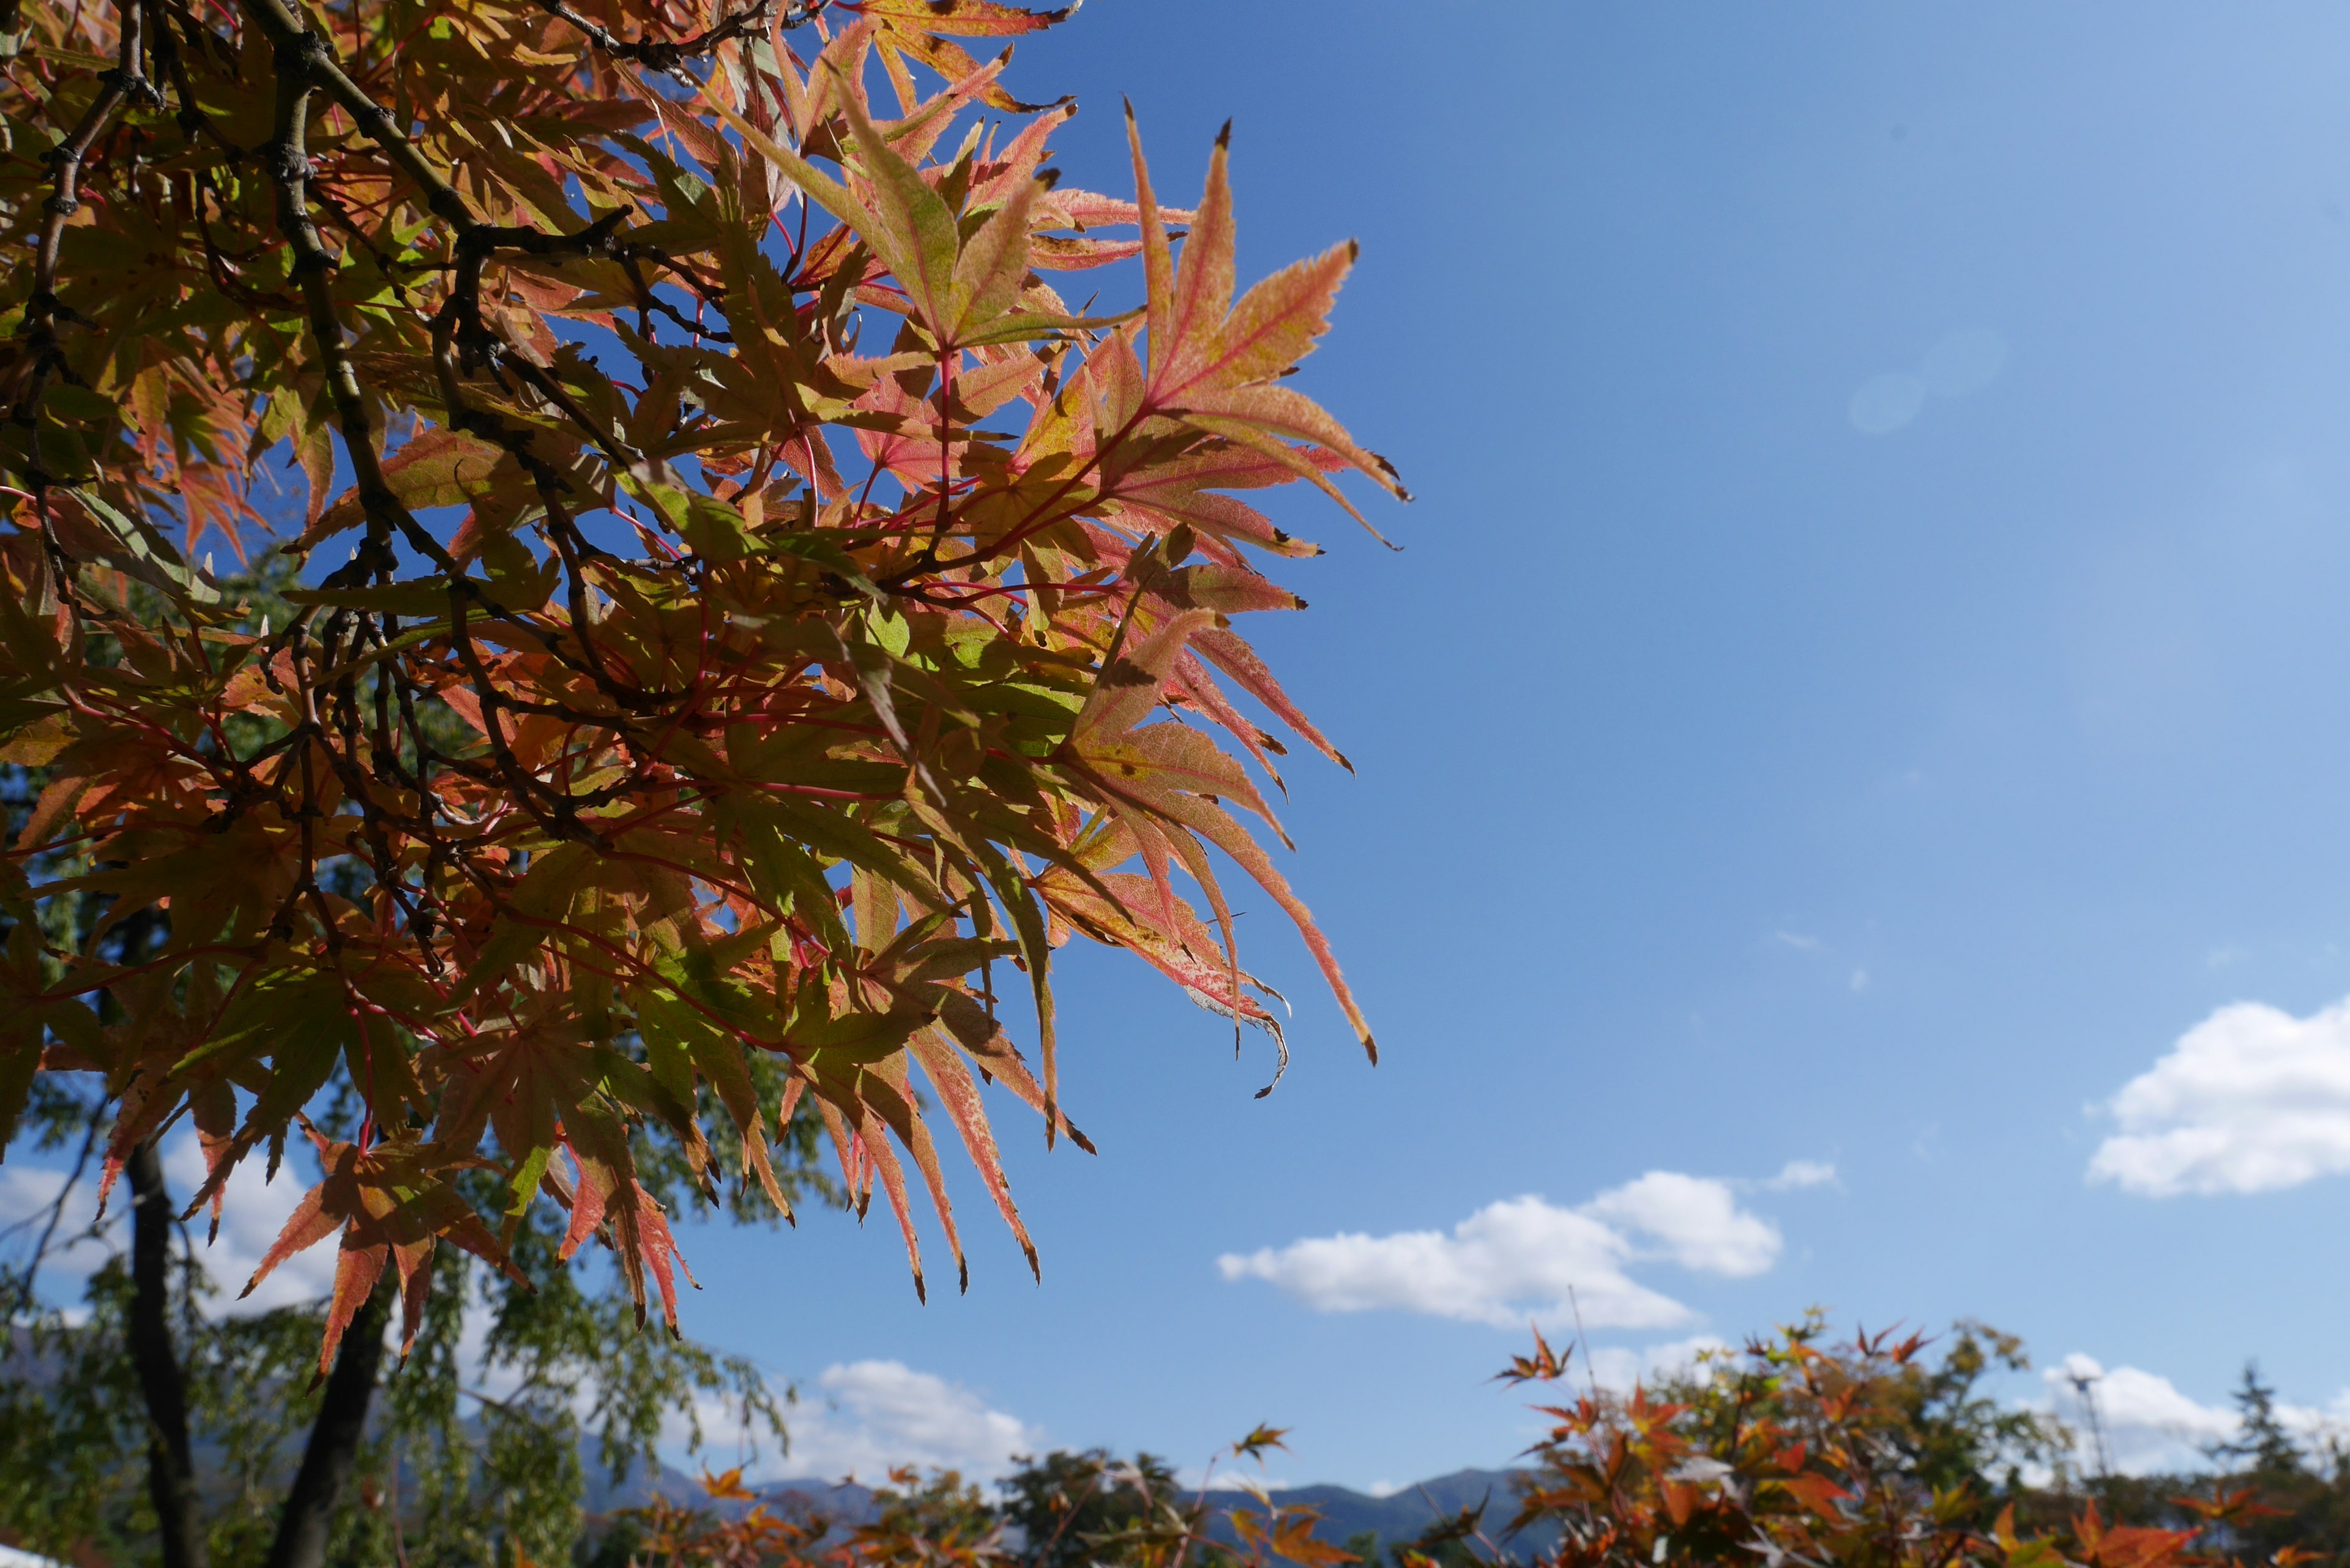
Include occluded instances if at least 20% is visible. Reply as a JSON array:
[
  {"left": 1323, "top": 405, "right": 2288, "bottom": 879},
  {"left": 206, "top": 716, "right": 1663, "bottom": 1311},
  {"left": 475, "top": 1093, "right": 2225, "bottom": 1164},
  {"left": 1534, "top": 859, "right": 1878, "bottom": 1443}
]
[{"left": 586, "top": 1460, "right": 1547, "bottom": 1551}]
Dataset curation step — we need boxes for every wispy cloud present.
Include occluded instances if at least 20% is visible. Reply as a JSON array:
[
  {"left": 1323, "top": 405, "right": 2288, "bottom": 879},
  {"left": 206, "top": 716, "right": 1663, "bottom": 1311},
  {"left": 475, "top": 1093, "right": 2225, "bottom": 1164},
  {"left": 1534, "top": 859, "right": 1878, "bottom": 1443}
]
[
  {"left": 1215, "top": 1171, "right": 1799, "bottom": 1329},
  {"left": 1765, "top": 1160, "right": 1837, "bottom": 1191},
  {"left": 2089, "top": 995, "right": 2350, "bottom": 1195}
]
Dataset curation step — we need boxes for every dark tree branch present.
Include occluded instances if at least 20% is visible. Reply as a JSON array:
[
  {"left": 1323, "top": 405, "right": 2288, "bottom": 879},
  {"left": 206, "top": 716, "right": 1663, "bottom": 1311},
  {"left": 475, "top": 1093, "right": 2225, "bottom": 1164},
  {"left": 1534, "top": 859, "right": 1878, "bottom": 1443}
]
[
  {"left": 4, "top": 0, "right": 156, "bottom": 545},
  {"left": 6, "top": 1092, "right": 103, "bottom": 1319},
  {"left": 258, "top": 24, "right": 444, "bottom": 578},
  {"left": 264, "top": 1274, "right": 395, "bottom": 1568},
  {"left": 128, "top": 1137, "right": 208, "bottom": 1568},
  {"left": 536, "top": 0, "right": 813, "bottom": 81}
]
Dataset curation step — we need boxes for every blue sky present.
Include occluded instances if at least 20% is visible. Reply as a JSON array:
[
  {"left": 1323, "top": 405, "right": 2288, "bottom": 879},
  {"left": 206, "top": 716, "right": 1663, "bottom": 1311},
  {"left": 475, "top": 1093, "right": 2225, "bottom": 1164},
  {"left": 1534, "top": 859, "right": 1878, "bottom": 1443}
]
[
  {"left": 27, "top": 0, "right": 2350, "bottom": 1496},
  {"left": 649, "top": 0, "right": 2350, "bottom": 1488}
]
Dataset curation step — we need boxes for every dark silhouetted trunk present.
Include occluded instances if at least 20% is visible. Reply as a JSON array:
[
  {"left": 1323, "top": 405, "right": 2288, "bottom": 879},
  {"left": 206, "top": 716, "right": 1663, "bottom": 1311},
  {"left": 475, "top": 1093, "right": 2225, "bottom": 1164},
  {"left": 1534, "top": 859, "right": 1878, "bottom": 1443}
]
[
  {"left": 127, "top": 1137, "right": 207, "bottom": 1568},
  {"left": 264, "top": 1275, "right": 393, "bottom": 1568}
]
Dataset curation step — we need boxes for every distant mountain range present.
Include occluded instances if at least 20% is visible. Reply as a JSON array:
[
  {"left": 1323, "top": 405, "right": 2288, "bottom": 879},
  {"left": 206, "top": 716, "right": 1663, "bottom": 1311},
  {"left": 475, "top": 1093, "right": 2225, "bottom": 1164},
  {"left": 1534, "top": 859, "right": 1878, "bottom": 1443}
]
[
  {"left": 1209, "top": 1469, "right": 1541, "bottom": 1550},
  {"left": 584, "top": 1461, "right": 1552, "bottom": 1554}
]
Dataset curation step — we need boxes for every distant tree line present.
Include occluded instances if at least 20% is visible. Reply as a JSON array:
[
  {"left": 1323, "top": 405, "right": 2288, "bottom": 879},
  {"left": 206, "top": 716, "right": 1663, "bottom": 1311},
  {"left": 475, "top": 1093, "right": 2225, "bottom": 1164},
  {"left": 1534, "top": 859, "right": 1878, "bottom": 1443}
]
[{"left": 562, "top": 1320, "right": 2350, "bottom": 1568}]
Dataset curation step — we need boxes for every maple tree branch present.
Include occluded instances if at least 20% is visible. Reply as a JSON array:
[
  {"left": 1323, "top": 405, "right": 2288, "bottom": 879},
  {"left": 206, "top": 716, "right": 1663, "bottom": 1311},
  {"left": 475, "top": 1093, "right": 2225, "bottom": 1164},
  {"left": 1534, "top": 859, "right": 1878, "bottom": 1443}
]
[
  {"left": 536, "top": 501, "right": 646, "bottom": 704},
  {"left": 238, "top": 0, "right": 469, "bottom": 227},
  {"left": 245, "top": 11, "right": 584, "bottom": 953},
  {"left": 496, "top": 348, "right": 644, "bottom": 461},
  {"left": 7, "top": 0, "right": 155, "bottom": 486},
  {"left": 149, "top": 1, "right": 237, "bottom": 159},
  {"left": 241, "top": 0, "right": 683, "bottom": 340},
  {"left": 613, "top": 250, "right": 737, "bottom": 342},
  {"left": 190, "top": 176, "right": 304, "bottom": 313},
  {"left": 434, "top": 214, "right": 632, "bottom": 468},
  {"left": 291, "top": 718, "right": 343, "bottom": 950},
  {"left": 536, "top": 0, "right": 812, "bottom": 77},
  {"left": 247, "top": 0, "right": 670, "bottom": 775},
  {"left": 420, "top": 221, "right": 747, "bottom": 728},
  {"left": 257, "top": 26, "right": 447, "bottom": 579},
  {"left": 443, "top": 588, "right": 588, "bottom": 841}
]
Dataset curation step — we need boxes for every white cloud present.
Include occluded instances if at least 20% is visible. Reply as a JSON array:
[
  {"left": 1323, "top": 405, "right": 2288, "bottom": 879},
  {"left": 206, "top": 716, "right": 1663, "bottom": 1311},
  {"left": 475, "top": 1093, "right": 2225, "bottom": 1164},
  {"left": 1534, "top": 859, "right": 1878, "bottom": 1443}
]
[
  {"left": 1218, "top": 1197, "right": 1681, "bottom": 1329},
  {"left": 0, "top": 1166, "right": 106, "bottom": 1270},
  {"left": 1216, "top": 1172, "right": 1789, "bottom": 1329},
  {"left": 761, "top": 1361, "right": 1042, "bottom": 1483},
  {"left": 2089, "top": 995, "right": 2350, "bottom": 1195},
  {"left": 2045, "top": 1354, "right": 2239, "bottom": 1475},
  {"left": 162, "top": 1136, "right": 342, "bottom": 1312},
  {"left": 1583, "top": 1173, "right": 1778, "bottom": 1277},
  {"left": 2034, "top": 1354, "right": 2350, "bottom": 1478},
  {"left": 2043, "top": 1356, "right": 2272, "bottom": 1476},
  {"left": 0, "top": 1131, "right": 337, "bottom": 1315},
  {"left": 1767, "top": 1160, "right": 1837, "bottom": 1190},
  {"left": 1586, "top": 1335, "right": 1731, "bottom": 1392}
]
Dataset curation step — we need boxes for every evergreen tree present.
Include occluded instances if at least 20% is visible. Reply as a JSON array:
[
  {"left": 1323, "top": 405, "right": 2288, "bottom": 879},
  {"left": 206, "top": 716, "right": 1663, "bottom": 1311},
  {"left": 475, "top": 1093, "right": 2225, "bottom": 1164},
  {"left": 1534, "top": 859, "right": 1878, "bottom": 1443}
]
[{"left": 2212, "top": 1361, "right": 2305, "bottom": 1477}]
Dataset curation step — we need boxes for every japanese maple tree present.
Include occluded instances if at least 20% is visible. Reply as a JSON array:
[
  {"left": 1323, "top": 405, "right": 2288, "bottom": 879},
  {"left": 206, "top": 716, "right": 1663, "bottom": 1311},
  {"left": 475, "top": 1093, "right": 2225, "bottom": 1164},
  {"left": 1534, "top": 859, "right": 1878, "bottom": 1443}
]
[
  {"left": 1484, "top": 1321, "right": 2258, "bottom": 1568},
  {"left": 0, "top": 0, "right": 1402, "bottom": 1555}
]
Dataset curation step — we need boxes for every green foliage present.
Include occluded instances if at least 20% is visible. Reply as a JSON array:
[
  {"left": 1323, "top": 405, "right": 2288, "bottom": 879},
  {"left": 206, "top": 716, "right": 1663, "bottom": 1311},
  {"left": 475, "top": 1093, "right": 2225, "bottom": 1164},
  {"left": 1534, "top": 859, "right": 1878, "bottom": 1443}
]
[
  {"left": 998, "top": 1449, "right": 1187, "bottom": 1568},
  {"left": 0, "top": 1079, "right": 817, "bottom": 1567},
  {"left": 851, "top": 1468, "right": 1003, "bottom": 1567},
  {"left": 1647, "top": 1315, "right": 2064, "bottom": 1523}
]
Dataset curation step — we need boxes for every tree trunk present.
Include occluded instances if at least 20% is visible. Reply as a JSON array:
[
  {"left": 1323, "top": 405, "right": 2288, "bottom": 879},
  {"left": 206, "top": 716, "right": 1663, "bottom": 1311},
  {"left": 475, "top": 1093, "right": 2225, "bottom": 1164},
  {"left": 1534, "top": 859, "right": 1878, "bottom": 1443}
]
[
  {"left": 126, "top": 1136, "right": 207, "bottom": 1568},
  {"left": 264, "top": 1274, "right": 393, "bottom": 1568}
]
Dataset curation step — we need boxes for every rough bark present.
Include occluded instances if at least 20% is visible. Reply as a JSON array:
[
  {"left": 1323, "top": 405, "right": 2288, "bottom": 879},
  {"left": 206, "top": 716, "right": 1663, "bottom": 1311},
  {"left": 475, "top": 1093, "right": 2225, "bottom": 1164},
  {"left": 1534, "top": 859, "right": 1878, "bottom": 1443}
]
[
  {"left": 264, "top": 1274, "right": 394, "bottom": 1568},
  {"left": 126, "top": 1137, "right": 207, "bottom": 1568}
]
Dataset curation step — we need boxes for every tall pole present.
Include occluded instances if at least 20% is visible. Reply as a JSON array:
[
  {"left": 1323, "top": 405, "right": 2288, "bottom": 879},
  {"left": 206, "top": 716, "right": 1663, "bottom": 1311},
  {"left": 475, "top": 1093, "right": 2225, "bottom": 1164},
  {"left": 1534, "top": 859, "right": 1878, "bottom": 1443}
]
[{"left": 2068, "top": 1370, "right": 2114, "bottom": 1484}]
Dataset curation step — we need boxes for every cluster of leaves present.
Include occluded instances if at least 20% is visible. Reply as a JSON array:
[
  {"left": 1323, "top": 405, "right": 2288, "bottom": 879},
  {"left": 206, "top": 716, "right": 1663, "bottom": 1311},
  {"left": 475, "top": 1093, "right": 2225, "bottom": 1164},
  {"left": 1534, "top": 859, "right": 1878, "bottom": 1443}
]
[
  {"left": 603, "top": 1428, "right": 1358, "bottom": 1568},
  {"left": 0, "top": 0, "right": 1402, "bottom": 1380},
  {"left": 1, "top": 716, "right": 837, "bottom": 1568},
  {"left": 1475, "top": 1318, "right": 2289, "bottom": 1568}
]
